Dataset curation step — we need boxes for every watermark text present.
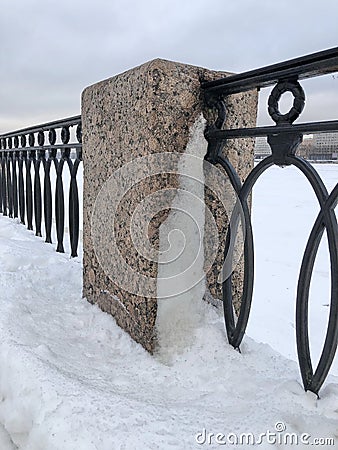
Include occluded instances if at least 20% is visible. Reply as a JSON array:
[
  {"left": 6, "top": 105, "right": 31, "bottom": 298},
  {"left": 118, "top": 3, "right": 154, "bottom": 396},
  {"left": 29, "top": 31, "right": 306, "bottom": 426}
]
[{"left": 195, "top": 422, "right": 335, "bottom": 446}]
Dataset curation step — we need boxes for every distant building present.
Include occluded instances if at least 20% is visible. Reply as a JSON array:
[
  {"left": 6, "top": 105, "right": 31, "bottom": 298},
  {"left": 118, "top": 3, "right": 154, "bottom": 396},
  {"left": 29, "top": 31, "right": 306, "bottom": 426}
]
[
  {"left": 310, "top": 133, "right": 338, "bottom": 160},
  {"left": 297, "top": 136, "right": 315, "bottom": 159},
  {"left": 254, "top": 133, "right": 338, "bottom": 161},
  {"left": 254, "top": 137, "right": 271, "bottom": 159}
]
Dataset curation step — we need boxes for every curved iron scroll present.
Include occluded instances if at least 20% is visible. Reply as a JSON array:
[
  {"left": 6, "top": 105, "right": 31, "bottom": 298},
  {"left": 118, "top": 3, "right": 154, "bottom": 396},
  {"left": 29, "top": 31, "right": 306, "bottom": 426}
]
[
  {"left": 203, "top": 74, "right": 338, "bottom": 395},
  {"left": 296, "top": 179, "right": 338, "bottom": 394}
]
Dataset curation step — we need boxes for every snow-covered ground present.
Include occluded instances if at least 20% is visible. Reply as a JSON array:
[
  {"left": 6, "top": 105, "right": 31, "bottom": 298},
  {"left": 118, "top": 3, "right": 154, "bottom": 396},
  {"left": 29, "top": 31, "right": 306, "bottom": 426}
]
[
  {"left": 249, "top": 163, "right": 338, "bottom": 376},
  {"left": 0, "top": 164, "right": 337, "bottom": 449}
]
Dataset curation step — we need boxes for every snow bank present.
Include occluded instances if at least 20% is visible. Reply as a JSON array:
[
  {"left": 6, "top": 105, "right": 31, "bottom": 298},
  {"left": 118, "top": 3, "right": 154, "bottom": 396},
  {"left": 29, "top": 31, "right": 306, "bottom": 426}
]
[{"left": 0, "top": 165, "right": 337, "bottom": 449}]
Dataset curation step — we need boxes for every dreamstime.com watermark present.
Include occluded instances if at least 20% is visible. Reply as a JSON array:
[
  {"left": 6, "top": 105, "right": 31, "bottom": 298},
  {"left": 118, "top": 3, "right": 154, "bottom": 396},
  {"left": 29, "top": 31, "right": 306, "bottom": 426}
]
[{"left": 195, "top": 422, "right": 335, "bottom": 446}]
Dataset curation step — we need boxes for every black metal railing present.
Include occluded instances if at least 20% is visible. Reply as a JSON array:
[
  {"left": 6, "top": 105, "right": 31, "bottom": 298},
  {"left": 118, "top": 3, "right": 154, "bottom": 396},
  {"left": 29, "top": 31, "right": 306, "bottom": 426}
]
[
  {"left": 202, "top": 47, "right": 338, "bottom": 395},
  {"left": 0, "top": 116, "right": 82, "bottom": 257}
]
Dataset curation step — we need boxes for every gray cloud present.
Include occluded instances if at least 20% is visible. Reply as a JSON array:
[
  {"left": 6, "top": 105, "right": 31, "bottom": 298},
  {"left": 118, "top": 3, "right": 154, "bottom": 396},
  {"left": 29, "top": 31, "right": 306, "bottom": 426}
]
[{"left": 1, "top": 0, "right": 337, "bottom": 131}]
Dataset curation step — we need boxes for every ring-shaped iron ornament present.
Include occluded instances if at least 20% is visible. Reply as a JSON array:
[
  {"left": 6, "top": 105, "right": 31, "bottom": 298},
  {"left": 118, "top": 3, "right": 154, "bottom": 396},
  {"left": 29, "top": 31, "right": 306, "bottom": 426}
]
[
  {"left": 37, "top": 131, "right": 45, "bottom": 146},
  {"left": 49, "top": 129, "right": 57, "bottom": 145},
  {"left": 76, "top": 123, "right": 82, "bottom": 144},
  {"left": 61, "top": 126, "right": 70, "bottom": 144},
  {"left": 28, "top": 133, "right": 35, "bottom": 147},
  {"left": 268, "top": 80, "right": 305, "bottom": 125},
  {"left": 20, "top": 135, "right": 27, "bottom": 148},
  {"left": 13, "top": 136, "right": 19, "bottom": 148},
  {"left": 7, "top": 137, "right": 12, "bottom": 149}
]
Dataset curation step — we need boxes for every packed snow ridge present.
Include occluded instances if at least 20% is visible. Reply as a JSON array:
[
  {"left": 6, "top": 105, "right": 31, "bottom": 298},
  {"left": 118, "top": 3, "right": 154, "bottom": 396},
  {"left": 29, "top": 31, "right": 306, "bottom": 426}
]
[{"left": 0, "top": 161, "right": 337, "bottom": 448}]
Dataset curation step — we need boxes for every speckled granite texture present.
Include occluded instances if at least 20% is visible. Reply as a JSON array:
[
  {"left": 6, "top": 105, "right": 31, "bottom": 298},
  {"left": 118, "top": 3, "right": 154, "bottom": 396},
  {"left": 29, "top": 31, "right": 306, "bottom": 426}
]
[{"left": 82, "top": 59, "right": 258, "bottom": 352}]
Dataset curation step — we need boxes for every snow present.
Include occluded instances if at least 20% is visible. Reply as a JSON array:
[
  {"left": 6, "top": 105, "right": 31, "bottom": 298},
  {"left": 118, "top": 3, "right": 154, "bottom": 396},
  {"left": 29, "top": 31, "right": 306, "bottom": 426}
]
[
  {"left": 248, "top": 163, "right": 338, "bottom": 376},
  {"left": 0, "top": 164, "right": 337, "bottom": 449}
]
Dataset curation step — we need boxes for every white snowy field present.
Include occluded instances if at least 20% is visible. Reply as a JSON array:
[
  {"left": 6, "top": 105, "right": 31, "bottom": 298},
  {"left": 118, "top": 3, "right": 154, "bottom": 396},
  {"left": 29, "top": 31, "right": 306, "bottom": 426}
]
[
  {"left": 0, "top": 164, "right": 337, "bottom": 449},
  {"left": 249, "top": 163, "right": 338, "bottom": 376}
]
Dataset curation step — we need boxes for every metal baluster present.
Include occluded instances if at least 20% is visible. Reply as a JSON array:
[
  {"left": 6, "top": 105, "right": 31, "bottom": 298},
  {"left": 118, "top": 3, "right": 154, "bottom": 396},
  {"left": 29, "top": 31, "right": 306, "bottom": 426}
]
[
  {"left": 12, "top": 136, "right": 19, "bottom": 218},
  {"left": 26, "top": 133, "right": 34, "bottom": 230},
  {"left": 44, "top": 129, "right": 56, "bottom": 244},
  {"left": 54, "top": 126, "right": 70, "bottom": 253},
  {"left": 18, "top": 136, "right": 26, "bottom": 224},
  {"left": 64, "top": 147, "right": 74, "bottom": 255},
  {"left": 6, "top": 140, "right": 13, "bottom": 218},
  {"left": 0, "top": 154, "right": 2, "bottom": 214},
  {"left": 55, "top": 157, "right": 65, "bottom": 252},
  {"left": 1, "top": 151, "right": 7, "bottom": 216},
  {"left": 34, "top": 131, "right": 44, "bottom": 237},
  {"left": 0, "top": 140, "right": 4, "bottom": 214},
  {"left": 68, "top": 123, "right": 82, "bottom": 257}
]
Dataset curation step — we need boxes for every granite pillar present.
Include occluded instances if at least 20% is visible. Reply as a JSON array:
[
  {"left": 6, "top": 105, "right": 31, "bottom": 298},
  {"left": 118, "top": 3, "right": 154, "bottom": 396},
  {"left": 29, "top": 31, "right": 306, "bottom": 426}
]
[{"left": 82, "top": 59, "right": 258, "bottom": 352}]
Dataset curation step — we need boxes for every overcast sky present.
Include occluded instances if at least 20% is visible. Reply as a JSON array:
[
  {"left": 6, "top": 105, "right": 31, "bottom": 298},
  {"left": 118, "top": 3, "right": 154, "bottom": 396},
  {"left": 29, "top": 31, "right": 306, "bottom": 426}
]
[{"left": 1, "top": 0, "right": 337, "bottom": 132}]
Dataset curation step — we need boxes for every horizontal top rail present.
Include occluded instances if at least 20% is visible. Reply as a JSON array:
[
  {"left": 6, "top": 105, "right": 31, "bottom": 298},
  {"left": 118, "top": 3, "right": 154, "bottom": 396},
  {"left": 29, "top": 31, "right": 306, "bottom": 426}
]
[
  {"left": 0, "top": 115, "right": 82, "bottom": 151},
  {"left": 206, "top": 120, "right": 338, "bottom": 140},
  {"left": 0, "top": 115, "right": 81, "bottom": 138},
  {"left": 201, "top": 47, "right": 338, "bottom": 95}
]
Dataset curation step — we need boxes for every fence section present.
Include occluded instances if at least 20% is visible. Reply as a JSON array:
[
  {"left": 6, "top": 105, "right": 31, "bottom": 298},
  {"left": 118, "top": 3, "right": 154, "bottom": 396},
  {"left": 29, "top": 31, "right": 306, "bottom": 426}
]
[
  {"left": 0, "top": 116, "right": 82, "bottom": 257},
  {"left": 0, "top": 48, "right": 337, "bottom": 394},
  {"left": 201, "top": 46, "right": 338, "bottom": 395}
]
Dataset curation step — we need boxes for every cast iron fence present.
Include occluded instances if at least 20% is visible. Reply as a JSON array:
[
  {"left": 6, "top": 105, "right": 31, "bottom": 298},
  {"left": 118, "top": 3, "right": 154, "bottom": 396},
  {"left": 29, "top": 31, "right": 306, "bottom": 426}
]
[
  {"left": 0, "top": 116, "right": 82, "bottom": 257},
  {"left": 0, "top": 48, "right": 337, "bottom": 396},
  {"left": 201, "top": 47, "right": 338, "bottom": 395}
]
